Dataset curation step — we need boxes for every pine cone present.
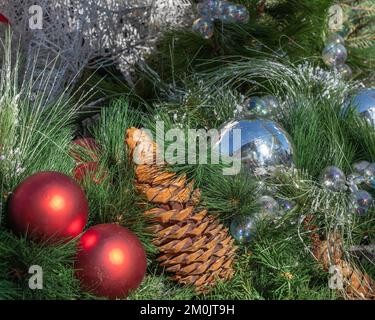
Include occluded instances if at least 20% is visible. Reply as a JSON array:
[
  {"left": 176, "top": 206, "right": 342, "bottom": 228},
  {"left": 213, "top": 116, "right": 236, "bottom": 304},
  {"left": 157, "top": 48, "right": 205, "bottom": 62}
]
[
  {"left": 125, "top": 128, "right": 237, "bottom": 293},
  {"left": 304, "top": 216, "right": 375, "bottom": 300}
]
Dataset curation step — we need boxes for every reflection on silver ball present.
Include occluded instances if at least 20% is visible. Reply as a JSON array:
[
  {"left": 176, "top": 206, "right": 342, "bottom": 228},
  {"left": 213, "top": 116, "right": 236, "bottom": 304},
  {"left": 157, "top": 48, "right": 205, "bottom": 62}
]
[
  {"left": 336, "top": 64, "right": 352, "bottom": 80},
  {"left": 230, "top": 216, "right": 256, "bottom": 244},
  {"left": 349, "top": 88, "right": 375, "bottom": 128},
  {"left": 327, "top": 33, "right": 345, "bottom": 45},
  {"left": 244, "top": 96, "right": 268, "bottom": 116},
  {"left": 351, "top": 190, "right": 373, "bottom": 216},
  {"left": 257, "top": 195, "right": 279, "bottom": 219},
  {"left": 364, "top": 163, "right": 375, "bottom": 189},
  {"left": 215, "top": 118, "right": 294, "bottom": 175},
  {"left": 278, "top": 199, "right": 295, "bottom": 212},
  {"left": 353, "top": 161, "right": 370, "bottom": 175},
  {"left": 322, "top": 43, "right": 347, "bottom": 67},
  {"left": 197, "top": 0, "right": 220, "bottom": 19},
  {"left": 192, "top": 18, "right": 214, "bottom": 39},
  {"left": 319, "top": 166, "right": 347, "bottom": 192}
]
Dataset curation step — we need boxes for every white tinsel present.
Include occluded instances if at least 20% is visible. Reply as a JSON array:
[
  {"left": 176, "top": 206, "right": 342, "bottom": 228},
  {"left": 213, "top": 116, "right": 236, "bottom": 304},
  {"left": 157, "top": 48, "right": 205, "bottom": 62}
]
[{"left": 1, "top": 0, "right": 193, "bottom": 97}]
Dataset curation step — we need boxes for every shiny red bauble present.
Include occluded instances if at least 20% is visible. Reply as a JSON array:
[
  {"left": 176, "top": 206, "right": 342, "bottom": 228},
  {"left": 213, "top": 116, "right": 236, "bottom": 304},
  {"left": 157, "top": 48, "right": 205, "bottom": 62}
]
[
  {"left": 75, "top": 224, "right": 147, "bottom": 299},
  {"left": 8, "top": 171, "right": 88, "bottom": 242}
]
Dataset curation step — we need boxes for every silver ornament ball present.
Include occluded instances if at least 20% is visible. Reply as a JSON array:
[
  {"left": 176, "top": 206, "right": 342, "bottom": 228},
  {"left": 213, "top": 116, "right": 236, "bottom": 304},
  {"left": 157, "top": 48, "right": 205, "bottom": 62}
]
[
  {"left": 322, "top": 43, "right": 348, "bottom": 67},
  {"left": 348, "top": 88, "right": 375, "bottom": 128},
  {"left": 364, "top": 163, "right": 375, "bottom": 189},
  {"left": 336, "top": 64, "right": 352, "bottom": 80},
  {"left": 351, "top": 190, "right": 373, "bottom": 216},
  {"left": 230, "top": 215, "right": 257, "bottom": 244},
  {"left": 353, "top": 161, "right": 370, "bottom": 175},
  {"left": 327, "top": 33, "right": 345, "bottom": 45},
  {"left": 257, "top": 195, "right": 279, "bottom": 219},
  {"left": 215, "top": 118, "right": 294, "bottom": 175},
  {"left": 192, "top": 17, "right": 214, "bottom": 39},
  {"left": 278, "top": 199, "right": 295, "bottom": 212},
  {"left": 319, "top": 166, "right": 347, "bottom": 192}
]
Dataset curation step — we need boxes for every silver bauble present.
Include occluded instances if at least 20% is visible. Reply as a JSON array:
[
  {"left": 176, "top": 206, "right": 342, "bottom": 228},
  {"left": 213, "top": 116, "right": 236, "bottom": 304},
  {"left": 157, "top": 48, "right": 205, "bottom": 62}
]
[
  {"left": 215, "top": 118, "right": 294, "bottom": 175},
  {"left": 327, "top": 33, "right": 345, "bottom": 45},
  {"left": 278, "top": 199, "right": 295, "bottom": 212},
  {"left": 336, "top": 64, "right": 352, "bottom": 80},
  {"left": 348, "top": 88, "right": 375, "bottom": 127},
  {"left": 257, "top": 195, "right": 279, "bottom": 219},
  {"left": 364, "top": 163, "right": 375, "bottom": 189},
  {"left": 192, "top": 17, "right": 214, "bottom": 39},
  {"left": 319, "top": 166, "right": 347, "bottom": 192},
  {"left": 353, "top": 161, "right": 370, "bottom": 175},
  {"left": 230, "top": 215, "right": 257, "bottom": 244},
  {"left": 322, "top": 43, "right": 347, "bottom": 67},
  {"left": 351, "top": 190, "right": 373, "bottom": 216}
]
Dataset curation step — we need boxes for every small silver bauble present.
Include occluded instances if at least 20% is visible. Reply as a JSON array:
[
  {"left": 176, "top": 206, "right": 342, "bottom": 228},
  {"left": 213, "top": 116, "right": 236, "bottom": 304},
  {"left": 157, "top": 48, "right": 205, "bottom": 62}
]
[
  {"left": 244, "top": 96, "right": 268, "bottom": 116},
  {"left": 346, "top": 173, "right": 365, "bottom": 193},
  {"left": 319, "top": 166, "right": 347, "bottom": 192},
  {"left": 322, "top": 43, "right": 348, "bottom": 67},
  {"left": 353, "top": 161, "right": 370, "bottom": 175},
  {"left": 336, "top": 64, "right": 352, "bottom": 80},
  {"left": 348, "top": 88, "right": 375, "bottom": 128},
  {"left": 257, "top": 195, "right": 279, "bottom": 219},
  {"left": 230, "top": 215, "right": 257, "bottom": 244},
  {"left": 220, "top": 3, "right": 249, "bottom": 23},
  {"left": 197, "top": 0, "right": 221, "bottom": 19},
  {"left": 364, "top": 163, "right": 375, "bottom": 189},
  {"left": 350, "top": 190, "right": 373, "bottom": 216},
  {"left": 277, "top": 199, "right": 295, "bottom": 213},
  {"left": 215, "top": 118, "right": 294, "bottom": 175},
  {"left": 262, "top": 95, "right": 280, "bottom": 115},
  {"left": 192, "top": 17, "right": 214, "bottom": 39},
  {"left": 327, "top": 33, "right": 345, "bottom": 45}
]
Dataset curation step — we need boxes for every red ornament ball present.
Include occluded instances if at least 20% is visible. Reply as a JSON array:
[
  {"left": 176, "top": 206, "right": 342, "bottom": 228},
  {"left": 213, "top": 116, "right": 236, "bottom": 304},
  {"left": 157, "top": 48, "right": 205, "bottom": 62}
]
[
  {"left": 8, "top": 171, "right": 88, "bottom": 242},
  {"left": 75, "top": 224, "right": 147, "bottom": 299}
]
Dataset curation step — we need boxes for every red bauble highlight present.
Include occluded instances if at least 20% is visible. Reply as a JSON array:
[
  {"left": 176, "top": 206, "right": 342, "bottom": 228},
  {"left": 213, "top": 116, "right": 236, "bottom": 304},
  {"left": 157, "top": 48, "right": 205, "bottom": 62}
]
[
  {"left": 75, "top": 224, "right": 147, "bottom": 299},
  {"left": 8, "top": 171, "right": 88, "bottom": 242},
  {"left": 71, "top": 138, "right": 100, "bottom": 163}
]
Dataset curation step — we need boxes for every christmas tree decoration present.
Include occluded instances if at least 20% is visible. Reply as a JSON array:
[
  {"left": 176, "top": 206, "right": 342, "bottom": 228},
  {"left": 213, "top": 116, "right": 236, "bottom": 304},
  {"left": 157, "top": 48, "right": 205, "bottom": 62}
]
[
  {"left": 322, "top": 43, "right": 347, "bottom": 67},
  {"left": 126, "top": 128, "right": 237, "bottom": 293},
  {"left": 277, "top": 199, "right": 295, "bottom": 213},
  {"left": 256, "top": 195, "right": 279, "bottom": 219},
  {"left": 192, "top": 1, "right": 249, "bottom": 39},
  {"left": 353, "top": 161, "right": 370, "bottom": 175},
  {"left": 244, "top": 96, "right": 268, "bottom": 116},
  {"left": 192, "top": 18, "right": 215, "bottom": 40},
  {"left": 327, "top": 33, "right": 345, "bottom": 45},
  {"left": 220, "top": 2, "right": 249, "bottom": 23},
  {"left": 230, "top": 216, "right": 256, "bottom": 244},
  {"left": 197, "top": 0, "right": 221, "bottom": 19},
  {"left": 346, "top": 174, "right": 365, "bottom": 193},
  {"left": 75, "top": 224, "right": 147, "bottom": 299},
  {"left": 319, "top": 166, "right": 347, "bottom": 192},
  {"left": 215, "top": 118, "right": 294, "bottom": 175},
  {"left": 71, "top": 138, "right": 101, "bottom": 164},
  {"left": 304, "top": 216, "right": 375, "bottom": 300},
  {"left": 8, "top": 171, "right": 88, "bottom": 241},
  {"left": 350, "top": 190, "right": 373, "bottom": 216},
  {"left": 348, "top": 88, "right": 375, "bottom": 128},
  {"left": 363, "top": 163, "right": 375, "bottom": 189},
  {"left": 336, "top": 64, "right": 352, "bottom": 80}
]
